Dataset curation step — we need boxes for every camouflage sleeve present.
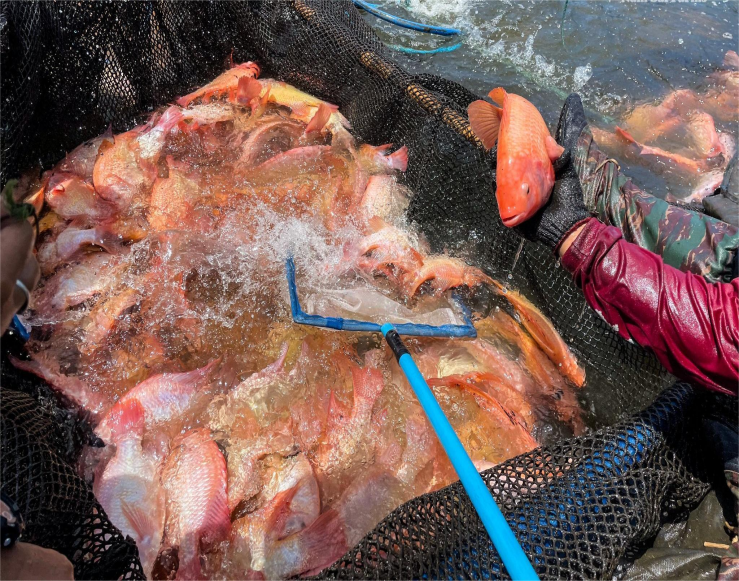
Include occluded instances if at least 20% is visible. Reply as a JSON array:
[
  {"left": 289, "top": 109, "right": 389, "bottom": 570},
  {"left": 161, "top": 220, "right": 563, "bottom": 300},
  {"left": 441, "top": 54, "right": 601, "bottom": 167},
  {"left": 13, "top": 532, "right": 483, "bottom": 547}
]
[{"left": 573, "top": 127, "right": 739, "bottom": 283}]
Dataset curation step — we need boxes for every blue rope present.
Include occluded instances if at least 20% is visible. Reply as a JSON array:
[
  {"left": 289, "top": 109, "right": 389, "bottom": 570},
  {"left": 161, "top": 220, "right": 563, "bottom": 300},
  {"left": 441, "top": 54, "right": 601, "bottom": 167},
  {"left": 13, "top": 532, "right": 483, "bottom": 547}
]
[
  {"left": 353, "top": 0, "right": 461, "bottom": 36},
  {"left": 388, "top": 42, "right": 462, "bottom": 55}
]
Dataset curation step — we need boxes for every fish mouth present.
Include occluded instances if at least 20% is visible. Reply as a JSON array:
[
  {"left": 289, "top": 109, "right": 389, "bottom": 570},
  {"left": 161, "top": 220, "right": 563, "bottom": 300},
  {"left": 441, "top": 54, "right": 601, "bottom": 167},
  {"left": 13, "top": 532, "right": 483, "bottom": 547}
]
[{"left": 501, "top": 212, "right": 527, "bottom": 227}]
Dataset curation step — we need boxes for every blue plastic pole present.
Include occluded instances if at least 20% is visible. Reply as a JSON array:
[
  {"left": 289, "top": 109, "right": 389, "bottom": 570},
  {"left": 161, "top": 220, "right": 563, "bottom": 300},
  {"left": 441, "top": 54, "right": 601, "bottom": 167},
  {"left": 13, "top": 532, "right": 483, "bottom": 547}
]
[{"left": 381, "top": 323, "right": 539, "bottom": 581}]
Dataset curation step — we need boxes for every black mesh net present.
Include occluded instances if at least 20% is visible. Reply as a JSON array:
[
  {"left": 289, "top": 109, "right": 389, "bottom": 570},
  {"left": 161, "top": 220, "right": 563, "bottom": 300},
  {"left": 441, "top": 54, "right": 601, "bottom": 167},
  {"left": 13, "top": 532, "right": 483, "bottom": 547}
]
[
  {"left": 0, "top": 357, "right": 144, "bottom": 579},
  {"left": 317, "top": 383, "right": 711, "bottom": 580},
  {"left": 0, "top": 1, "right": 721, "bottom": 579}
]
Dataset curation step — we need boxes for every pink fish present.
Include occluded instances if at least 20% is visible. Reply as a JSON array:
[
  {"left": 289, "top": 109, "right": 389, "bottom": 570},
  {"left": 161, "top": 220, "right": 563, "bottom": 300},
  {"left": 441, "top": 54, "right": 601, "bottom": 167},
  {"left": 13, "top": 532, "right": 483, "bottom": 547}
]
[
  {"left": 405, "top": 256, "right": 493, "bottom": 298},
  {"left": 226, "top": 419, "right": 296, "bottom": 513},
  {"left": 229, "top": 454, "right": 320, "bottom": 576},
  {"left": 356, "top": 144, "right": 408, "bottom": 174},
  {"left": 395, "top": 413, "right": 435, "bottom": 490},
  {"left": 148, "top": 157, "right": 213, "bottom": 232},
  {"left": 93, "top": 398, "right": 165, "bottom": 579},
  {"left": 33, "top": 253, "right": 120, "bottom": 316},
  {"left": 79, "top": 287, "right": 140, "bottom": 356},
  {"left": 428, "top": 373, "right": 538, "bottom": 450},
  {"left": 97, "top": 358, "right": 222, "bottom": 442},
  {"left": 725, "top": 50, "right": 739, "bottom": 70},
  {"left": 9, "top": 353, "right": 105, "bottom": 417},
  {"left": 162, "top": 428, "right": 230, "bottom": 580},
  {"left": 344, "top": 218, "right": 424, "bottom": 286},
  {"left": 358, "top": 175, "right": 410, "bottom": 226},
  {"left": 261, "top": 468, "right": 407, "bottom": 578},
  {"left": 236, "top": 118, "right": 307, "bottom": 167},
  {"left": 57, "top": 127, "right": 114, "bottom": 179},
  {"left": 93, "top": 130, "right": 158, "bottom": 212},
  {"left": 36, "top": 224, "right": 118, "bottom": 275},
  {"left": 44, "top": 172, "right": 116, "bottom": 220},
  {"left": 316, "top": 360, "right": 384, "bottom": 483},
  {"left": 176, "top": 62, "right": 261, "bottom": 107}
]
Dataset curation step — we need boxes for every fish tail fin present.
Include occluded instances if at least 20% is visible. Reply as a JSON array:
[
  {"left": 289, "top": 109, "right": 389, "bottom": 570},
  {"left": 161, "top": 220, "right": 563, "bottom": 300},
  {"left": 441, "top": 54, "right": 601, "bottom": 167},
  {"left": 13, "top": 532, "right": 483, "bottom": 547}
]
[
  {"left": 304, "top": 102, "right": 334, "bottom": 134},
  {"left": 294, "top": 509, "right": 347, "bottom": 576},
  {"left": 121, "top": 500, "right": 157, "bottom": 541},
  {"left": 488, "top": 87, "right": 507, "bottom": 106},
  {"left": 26, "top": 186, "right": 45, "bottom": 215},
  {"left": 387, "top": 145, "right": 408, "bottom": 172},
  {"left": 467, "top": 100, "right": 501, "bottom": 150},
  {"left": 367, "top": 216, "right": 389, "bottom": 233},
  {"left": 107, "top": 398, "right": 146, "bottom": 440}
]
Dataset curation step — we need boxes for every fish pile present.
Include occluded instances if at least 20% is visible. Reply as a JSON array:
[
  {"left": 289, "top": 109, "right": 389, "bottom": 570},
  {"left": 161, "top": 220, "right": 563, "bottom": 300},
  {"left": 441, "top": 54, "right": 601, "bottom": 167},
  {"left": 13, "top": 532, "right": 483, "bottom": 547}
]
[
  {"left": 13, "top": 62, "right": 586, "bottom": 580},
  {"left": 591, "top": 50, "right": 739, "bottom": 204}
]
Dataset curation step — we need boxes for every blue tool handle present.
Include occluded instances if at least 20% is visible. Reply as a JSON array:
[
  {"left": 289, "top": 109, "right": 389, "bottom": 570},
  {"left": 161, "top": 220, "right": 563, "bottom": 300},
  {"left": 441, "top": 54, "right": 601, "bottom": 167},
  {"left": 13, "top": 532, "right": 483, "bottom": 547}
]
[{"left": 381, "top": 324, "right": 539, "bottom": 581}]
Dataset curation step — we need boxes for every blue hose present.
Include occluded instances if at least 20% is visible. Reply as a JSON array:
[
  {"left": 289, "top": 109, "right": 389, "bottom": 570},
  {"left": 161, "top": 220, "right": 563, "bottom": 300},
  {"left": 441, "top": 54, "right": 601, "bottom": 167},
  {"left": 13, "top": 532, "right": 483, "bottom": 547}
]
[
  {"left": 382, "top": 324, "right": 540, "bottom": 581},
  {"left": 353, "top": 0, "right": 461, "bottom": 36},
  {"left": 388, "top": 42, "right": 462, "bottom": 55}
]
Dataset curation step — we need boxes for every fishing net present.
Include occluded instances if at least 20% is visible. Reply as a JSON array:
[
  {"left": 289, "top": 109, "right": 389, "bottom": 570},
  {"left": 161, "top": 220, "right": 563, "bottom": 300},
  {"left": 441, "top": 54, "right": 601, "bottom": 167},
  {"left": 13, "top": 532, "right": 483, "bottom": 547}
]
[
  {"left": 0, "top": 351, "right": 144, "bottom": 580},
  {"left": 0, "top": 1, "right": 726, "bottom": 579}
]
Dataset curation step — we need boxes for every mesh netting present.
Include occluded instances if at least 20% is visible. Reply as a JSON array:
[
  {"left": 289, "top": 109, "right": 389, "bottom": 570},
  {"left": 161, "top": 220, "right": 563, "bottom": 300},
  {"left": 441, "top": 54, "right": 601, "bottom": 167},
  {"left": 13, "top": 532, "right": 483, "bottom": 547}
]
[
  {"left": 318, "top": 383, "right": 711, "bottom": 580},
  {"left": 0, "top": 374, "right": 144, "bottom": 579},
  {"left": 0, "top": 1, "right": 717, "bottom": 579}
]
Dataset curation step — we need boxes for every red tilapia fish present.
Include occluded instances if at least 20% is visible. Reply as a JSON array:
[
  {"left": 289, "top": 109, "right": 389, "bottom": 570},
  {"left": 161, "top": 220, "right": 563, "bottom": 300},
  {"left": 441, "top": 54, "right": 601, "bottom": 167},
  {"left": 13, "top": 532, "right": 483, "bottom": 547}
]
[
  {"left": 12, "top": 61, "right": 594, "bottom": 581},
  {"left": 468, "top": 88, "right": 564, "bottom": 226}
]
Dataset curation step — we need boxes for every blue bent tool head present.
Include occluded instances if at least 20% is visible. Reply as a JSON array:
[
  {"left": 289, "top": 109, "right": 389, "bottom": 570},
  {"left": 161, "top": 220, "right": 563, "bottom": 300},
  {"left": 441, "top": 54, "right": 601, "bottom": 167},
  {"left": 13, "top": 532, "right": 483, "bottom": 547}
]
[
  {"left": 286, "top": 256, "right": 476, "bottom": 338},
  {"left": 9, "top": 315, "right": 30, "bottom": 342}
]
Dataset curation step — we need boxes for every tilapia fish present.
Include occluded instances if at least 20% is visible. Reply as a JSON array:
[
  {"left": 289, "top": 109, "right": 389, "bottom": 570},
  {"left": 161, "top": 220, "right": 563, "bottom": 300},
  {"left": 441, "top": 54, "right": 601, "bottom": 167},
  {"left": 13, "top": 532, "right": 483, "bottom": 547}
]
[
  {"left": 468, "top": 87, "right": 564, "bottom": 226},
  {"left": 15, "top": 61, "right": 589, "bottom": 581}
]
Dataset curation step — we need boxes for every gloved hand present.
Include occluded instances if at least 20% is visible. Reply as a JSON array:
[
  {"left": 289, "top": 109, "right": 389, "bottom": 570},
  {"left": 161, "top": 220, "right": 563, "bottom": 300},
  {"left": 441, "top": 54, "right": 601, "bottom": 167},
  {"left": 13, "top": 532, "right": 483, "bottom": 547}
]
[{"left": 516, "top": 93, "right": 591, "bottom": 250}]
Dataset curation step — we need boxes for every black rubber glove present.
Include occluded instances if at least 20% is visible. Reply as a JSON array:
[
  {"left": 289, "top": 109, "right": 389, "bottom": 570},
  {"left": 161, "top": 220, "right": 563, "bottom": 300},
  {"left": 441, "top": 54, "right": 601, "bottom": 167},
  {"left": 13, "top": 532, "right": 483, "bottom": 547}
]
[{"left": 516, "top": 94, "right": 591, "bottom": 249}]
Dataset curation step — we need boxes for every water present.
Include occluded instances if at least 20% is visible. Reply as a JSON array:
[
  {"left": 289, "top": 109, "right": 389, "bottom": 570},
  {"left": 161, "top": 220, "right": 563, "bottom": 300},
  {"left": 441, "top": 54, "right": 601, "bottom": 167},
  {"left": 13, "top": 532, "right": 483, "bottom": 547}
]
[{"left": 365, "top": 0, "right": 738, "bottom": 198}]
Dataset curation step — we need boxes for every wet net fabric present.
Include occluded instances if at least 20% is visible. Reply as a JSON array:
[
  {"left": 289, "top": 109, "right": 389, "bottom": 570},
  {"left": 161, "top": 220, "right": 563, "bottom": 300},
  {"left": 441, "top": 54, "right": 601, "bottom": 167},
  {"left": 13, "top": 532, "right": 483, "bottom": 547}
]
[
  {"left": 0, "top": 382, "right": 144, "bottom": 580},
  {"left": 0, "top": 1, "right": 715, "bottom": 579},
  {"left": 318, "top": 384, "right": 710, "bottom": 580}
]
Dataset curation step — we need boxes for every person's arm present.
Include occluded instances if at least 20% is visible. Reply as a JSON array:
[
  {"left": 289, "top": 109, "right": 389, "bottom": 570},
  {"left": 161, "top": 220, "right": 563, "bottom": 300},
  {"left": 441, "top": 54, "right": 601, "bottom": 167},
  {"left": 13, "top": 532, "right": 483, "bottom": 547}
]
[
  {"left": 514, "top": 94, "right": 738, "bottom": 396},
  {"left": 559, "top": 218, "right": 738, "bottom": 395}
]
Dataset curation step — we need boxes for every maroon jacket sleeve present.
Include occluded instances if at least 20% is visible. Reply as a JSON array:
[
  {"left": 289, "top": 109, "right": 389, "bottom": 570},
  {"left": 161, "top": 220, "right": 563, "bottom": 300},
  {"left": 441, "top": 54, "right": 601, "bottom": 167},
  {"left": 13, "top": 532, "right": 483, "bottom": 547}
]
[{"left": 560, "top": 218, "right": 739, "bottom": 396}]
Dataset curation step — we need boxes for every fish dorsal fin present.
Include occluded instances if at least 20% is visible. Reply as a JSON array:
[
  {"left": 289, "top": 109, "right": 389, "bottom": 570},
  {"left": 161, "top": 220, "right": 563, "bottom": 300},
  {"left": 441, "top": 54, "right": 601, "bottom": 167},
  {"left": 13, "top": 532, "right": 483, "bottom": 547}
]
[
  {"left": 615, "top": 126, "right": 638, "bottom": 146},
  {"left": 467, "top": 100, "right": 502, "bottom": 150},
  {"left": 305, "top": 102, "right": 335, "bottom": 134},
  {"left": 121, "top": 500, "right": 156, "bottom": 541},
  {"left": 545, "top": 135, "right": 565, "bottom": 162},
  {"left": 488, "top": 87, "right": 507, "bottom": 107}
]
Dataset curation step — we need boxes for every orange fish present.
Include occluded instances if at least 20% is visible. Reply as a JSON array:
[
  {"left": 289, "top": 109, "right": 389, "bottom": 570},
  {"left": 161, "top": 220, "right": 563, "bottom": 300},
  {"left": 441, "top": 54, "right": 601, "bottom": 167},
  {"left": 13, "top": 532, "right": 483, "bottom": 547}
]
[
  {"left": 176, "top": 62, "right": 261, "bottom": 107},
  {"left": 490, "top": 281, "right": 586, "bottom": 388},
  {"left": 468, "top": 88, "right": 564, "bottom": 226},
  {"left": 344, "top": 218, "right": 424, "bottom": 286},
  {"left": 405, "top": 256, "right": 493, "bottom": 298}
]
